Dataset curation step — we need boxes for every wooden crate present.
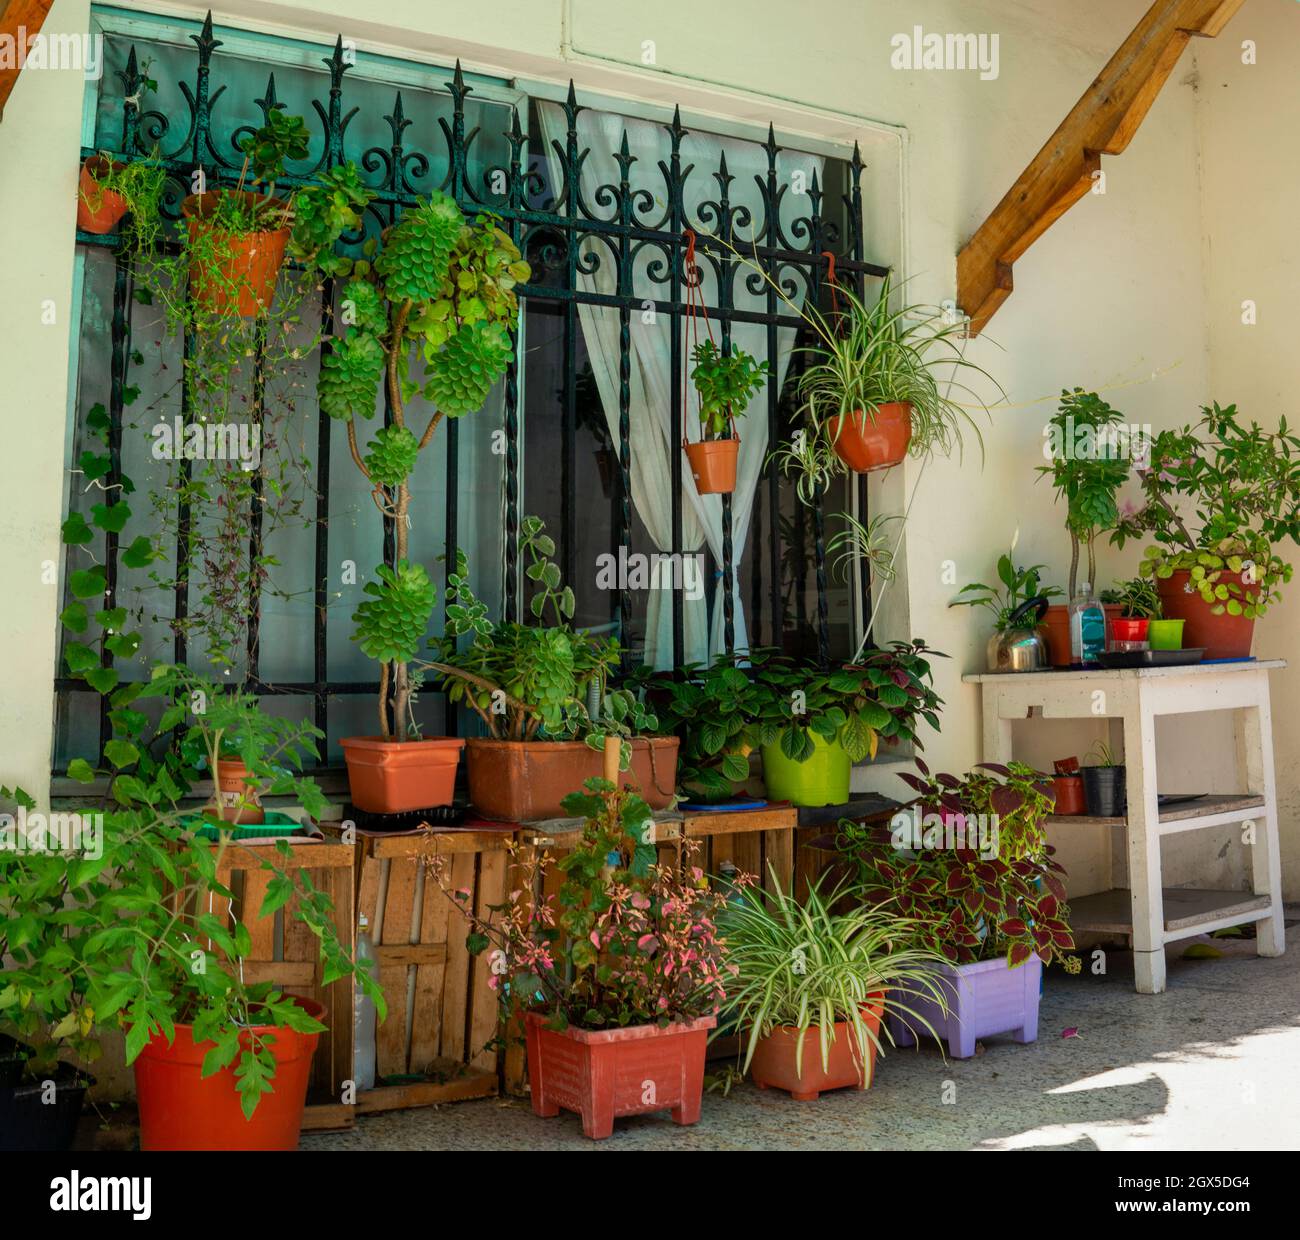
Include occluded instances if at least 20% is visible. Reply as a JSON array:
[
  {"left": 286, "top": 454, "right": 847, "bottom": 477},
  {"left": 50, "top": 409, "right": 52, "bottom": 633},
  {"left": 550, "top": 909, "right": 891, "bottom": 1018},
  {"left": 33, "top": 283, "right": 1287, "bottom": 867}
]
[
  {"left": 354, "top": 828, "right": 513, "bottom": 1113},
  {"left": 680, "top": 806, "right": 796, "bottom": 894},
  {"left": 208, "top": 840, "right": 357, "bottom": 1132}
]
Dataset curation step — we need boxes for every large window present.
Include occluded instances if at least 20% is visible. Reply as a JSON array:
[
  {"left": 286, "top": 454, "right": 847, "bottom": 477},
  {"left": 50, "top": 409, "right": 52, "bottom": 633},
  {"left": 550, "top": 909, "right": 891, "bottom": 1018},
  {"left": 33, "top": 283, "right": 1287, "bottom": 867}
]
[{"left": 57, "top": 8, "right": 887, "bottom": 776}]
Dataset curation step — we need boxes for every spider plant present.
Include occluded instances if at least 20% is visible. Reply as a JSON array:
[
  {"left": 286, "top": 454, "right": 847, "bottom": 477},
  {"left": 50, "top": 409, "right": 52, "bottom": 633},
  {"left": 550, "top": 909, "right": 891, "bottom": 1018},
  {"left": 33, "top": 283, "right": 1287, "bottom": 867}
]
[
  {"left": 797, "top": 277, "right": 995, "bottom": 464},
  {"left": 718, "top": 870, "right": 950, "bottom": 1079}
]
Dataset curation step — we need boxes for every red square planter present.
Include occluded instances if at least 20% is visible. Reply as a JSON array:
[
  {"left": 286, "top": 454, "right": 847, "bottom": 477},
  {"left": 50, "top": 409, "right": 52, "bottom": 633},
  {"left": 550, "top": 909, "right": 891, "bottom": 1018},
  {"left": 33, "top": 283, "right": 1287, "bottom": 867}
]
[{"left": 524, "top": 1012, "right": 715, "bottom": 1139}]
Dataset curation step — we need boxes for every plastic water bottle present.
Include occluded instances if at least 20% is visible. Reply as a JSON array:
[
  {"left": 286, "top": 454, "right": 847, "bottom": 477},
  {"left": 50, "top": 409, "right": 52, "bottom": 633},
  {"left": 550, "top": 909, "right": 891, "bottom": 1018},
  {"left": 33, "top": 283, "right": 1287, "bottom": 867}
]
[
  {"left": 353, "top": 913, "right": 377, "bottom": 1093},
  {"left": 1069, "top": 581, "right": 1106, "bottom": 665}
]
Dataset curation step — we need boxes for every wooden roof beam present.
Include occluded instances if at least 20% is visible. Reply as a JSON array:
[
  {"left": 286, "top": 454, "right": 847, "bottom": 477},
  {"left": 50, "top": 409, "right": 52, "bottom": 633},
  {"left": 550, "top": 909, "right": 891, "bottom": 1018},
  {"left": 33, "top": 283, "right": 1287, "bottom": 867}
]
[
  {"left": 0, "top": 0, "right": 57, "bottom": 120},
  {"left": 957, "top": 0, "right": 1248, "bottom": 336}
]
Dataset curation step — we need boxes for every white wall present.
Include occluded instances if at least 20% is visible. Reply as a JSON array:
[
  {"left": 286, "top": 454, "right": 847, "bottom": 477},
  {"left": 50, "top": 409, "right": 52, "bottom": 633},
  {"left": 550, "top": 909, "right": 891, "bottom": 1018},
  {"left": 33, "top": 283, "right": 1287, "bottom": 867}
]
[{"left": 5, "top": 0, "right": 1291, "bottom": 895}]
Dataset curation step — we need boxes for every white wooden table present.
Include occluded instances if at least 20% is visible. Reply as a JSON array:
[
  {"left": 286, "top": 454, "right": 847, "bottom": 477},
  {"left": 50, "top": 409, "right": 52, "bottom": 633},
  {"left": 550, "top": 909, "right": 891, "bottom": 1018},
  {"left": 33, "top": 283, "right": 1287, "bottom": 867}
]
[{"left": 964, "top": 660, "right": 1287, "bottom": 993}]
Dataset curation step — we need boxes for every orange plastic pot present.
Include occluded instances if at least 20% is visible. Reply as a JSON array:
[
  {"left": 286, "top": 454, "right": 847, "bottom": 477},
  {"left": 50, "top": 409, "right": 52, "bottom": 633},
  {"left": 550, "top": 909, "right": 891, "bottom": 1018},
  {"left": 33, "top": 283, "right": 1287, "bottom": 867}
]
[
  {"left": 341, "top": 736, "right": 465, "bottom": 815},
  {"left": 466, "top": 737, "right": 679, "bottom": 821},
  {"left": 685, "top": 437, "right": 739, "bottom": 494},
  {"left": 1157, "top": 569, "right": 1257, "bottom": 659},
  {"left": 525, "top": 1011, "right": 714, "bottom": 1139},
  {"left": 750, "top": 993, "right": 885, "bottom": 1100},
  {"left": 213, "top": 758, "right": 265, "bottom": 825},
  {"left": 1051, "top": 773, "right": 1086, "bottom": 816},
  {"left": 827, "top": 402, "right": 912, "bottom": 472},
  {"left": 1045, "top": 603, "right": 1122, "bottom": 666},
  {"left": 77, "top": 156, "right": 129, "bottom": 234},
  {"left": 1110, "top": 617, "right": 1149, "bottom": 644},
  {"left": 134, "top": 997, "right": 323, "bottom": 1151},
  {"left": 181, "top": 191, "right": 289, "bottom": 317}
]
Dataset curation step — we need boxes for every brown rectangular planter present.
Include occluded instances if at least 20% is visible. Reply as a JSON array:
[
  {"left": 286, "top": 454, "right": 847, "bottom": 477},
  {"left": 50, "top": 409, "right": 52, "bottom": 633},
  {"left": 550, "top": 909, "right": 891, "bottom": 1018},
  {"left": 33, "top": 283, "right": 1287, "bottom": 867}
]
[
  {"left": 525, "top": 1011, "right": 714, "bottom": 1139},
  {"left": 465, "top": 736, "right": 679, "bottom": 821},
  {"left": 340, "top": 736, "right": 465, "bottom": 815}
]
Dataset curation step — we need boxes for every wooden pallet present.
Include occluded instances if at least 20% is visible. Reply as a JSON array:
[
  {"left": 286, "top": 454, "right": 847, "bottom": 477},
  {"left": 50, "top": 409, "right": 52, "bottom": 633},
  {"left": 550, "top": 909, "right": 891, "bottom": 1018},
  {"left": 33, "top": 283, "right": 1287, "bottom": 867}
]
[
  {"left": 208, "top": 840, "right": 357, "bottom": 1130},
  {"left": 354, "top": 829, "right": 512, "bottom": 1111}
]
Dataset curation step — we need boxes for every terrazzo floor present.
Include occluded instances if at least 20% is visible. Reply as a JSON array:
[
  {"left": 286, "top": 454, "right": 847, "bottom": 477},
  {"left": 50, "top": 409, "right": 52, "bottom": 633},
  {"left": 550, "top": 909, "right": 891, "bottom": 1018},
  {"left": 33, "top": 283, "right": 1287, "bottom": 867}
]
[{"left": 303, "top": 927, "right": 1300, "bottom": 1151}]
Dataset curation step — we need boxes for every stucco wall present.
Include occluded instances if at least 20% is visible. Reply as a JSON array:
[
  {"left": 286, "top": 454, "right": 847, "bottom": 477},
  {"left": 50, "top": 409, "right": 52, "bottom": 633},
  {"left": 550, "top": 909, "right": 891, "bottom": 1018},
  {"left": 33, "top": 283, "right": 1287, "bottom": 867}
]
[{"left": 4, "top": 0, "right": 1292, "bottom": 896}]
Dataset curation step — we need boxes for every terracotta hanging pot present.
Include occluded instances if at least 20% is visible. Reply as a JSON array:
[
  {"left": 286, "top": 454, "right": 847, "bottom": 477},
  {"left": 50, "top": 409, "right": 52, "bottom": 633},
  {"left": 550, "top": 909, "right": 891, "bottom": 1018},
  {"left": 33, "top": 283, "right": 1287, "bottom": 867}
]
[
  {"left": 1157, "top": 569, "right": 1256, "bottom": 659},
  {"left": 827, "top": 402, "right": 912, "bottom": 472},
  {"left": 685, "top": 436, "right": 739, "bottom": 495},
  {"left": 77, "top": 156, "right": 130, "bottom": 234},
  {"left": 180, "top": 191, "right": 290, "bottom": 317}
]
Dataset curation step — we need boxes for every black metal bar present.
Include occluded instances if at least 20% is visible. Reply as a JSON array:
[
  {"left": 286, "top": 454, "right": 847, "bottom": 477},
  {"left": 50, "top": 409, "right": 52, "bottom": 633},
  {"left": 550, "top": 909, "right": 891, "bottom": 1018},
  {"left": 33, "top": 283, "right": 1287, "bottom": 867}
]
[
  {"left": 762, "top": 127, "right": 782, "bottom": 656},
  {"left": 668, "top": 108, "right": 686, "bottom": 667},
  {"left": 443, "top": 417, "right": 459, "bottom": 738},
  {"left": 615, "top": 130, "right": 635, "bottom": 654},
  {"left": 314, "top": 279, "right": 334, "bottom": 737},
  {"left": 245, "top": 321, "right": 267, "bottom": 684},
  {"left": 503, "top": 106, "right": 526, "bottom": 624},
  {"left": 561, "top": 84, "right": 579, "bottom": 596}
]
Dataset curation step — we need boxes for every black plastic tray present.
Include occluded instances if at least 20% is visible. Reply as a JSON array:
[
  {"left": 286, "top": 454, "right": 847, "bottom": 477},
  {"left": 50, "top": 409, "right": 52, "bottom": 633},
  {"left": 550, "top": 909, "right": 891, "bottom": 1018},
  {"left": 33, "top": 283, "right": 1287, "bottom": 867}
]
[{"left": 1096, "top": 647, "right": 1205, "bottom": 669}]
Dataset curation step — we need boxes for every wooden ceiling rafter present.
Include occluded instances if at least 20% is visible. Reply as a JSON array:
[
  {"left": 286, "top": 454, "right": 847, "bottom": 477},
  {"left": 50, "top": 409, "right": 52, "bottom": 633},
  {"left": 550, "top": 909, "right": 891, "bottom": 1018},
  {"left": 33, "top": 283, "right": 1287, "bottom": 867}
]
[
  {"left": 0, "top": 0, "right": 56, "bottom": 119},
  {"left": 957, "top": 0, "right": 1248, "bottom": 336}
]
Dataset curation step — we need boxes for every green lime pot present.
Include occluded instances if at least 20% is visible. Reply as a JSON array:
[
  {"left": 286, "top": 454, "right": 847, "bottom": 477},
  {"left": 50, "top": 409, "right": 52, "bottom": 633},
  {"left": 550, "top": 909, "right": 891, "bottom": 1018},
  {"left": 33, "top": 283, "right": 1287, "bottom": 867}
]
[
  {"left": 760, "top": 732, "right": 851, "bottom": 807},
  {"left": 1147, "top": 618, "right": 1185, "bottom": 651}
]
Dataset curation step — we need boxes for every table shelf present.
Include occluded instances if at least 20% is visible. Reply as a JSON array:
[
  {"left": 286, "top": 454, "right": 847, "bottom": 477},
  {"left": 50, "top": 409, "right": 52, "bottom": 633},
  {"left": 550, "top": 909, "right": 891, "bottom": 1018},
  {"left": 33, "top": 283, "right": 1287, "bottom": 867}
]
[
  {"left": 1069, "top": 887, "right": 1273, "bottom": 941},
  {"left": 1048, "top": 793, "right": 1265, "bottom": 834}
]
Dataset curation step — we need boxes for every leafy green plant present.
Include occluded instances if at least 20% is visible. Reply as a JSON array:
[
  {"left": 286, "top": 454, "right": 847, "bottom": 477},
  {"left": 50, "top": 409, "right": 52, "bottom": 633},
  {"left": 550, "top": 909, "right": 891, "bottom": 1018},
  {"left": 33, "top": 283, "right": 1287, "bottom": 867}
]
[
  {"left": 1084, "top": 739, "right": 1121, "bottom": 768},
  {"left": 1101, "top": 576, "right": 1161, "bottom": 620},
  {"left": 427, "top": 518, "right": 654, "bottom": 765},
  {"left": 841, "top": 760, "right": 1075, "bottom": 969},
  {"left": 1037, "top": 389, "right": 1131, "bottom": 598},
  {"left": 311, "top": 190, "right": 529, "bottom": 739},
  {"left": 5, "top": 667, "right": 384, "bottom": 1114},
  {"left": 1111, "top": 404, "right": 1300, "bottom": 620},
  {"left": 79, "top": 154, "right": 168, "bottom": 256},
  {"left": 689, "top": 340, "right": 769, "bottom": 440},
  {"left": 429, "top": 779, "right": 730, "bottom": 1031},
  {"left": 718, "top": 869, "right": 950, "bottom": 1077},
  {"left": 948, "top": 551, "right": 1062, "bottom": 631}
]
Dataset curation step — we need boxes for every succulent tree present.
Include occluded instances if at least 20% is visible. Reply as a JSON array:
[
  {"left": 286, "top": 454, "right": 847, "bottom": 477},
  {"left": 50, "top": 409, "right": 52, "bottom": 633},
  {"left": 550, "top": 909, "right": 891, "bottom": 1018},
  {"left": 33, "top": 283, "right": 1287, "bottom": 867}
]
[{"left": 315, "top": 191, "right": 530, "bottom": 739}]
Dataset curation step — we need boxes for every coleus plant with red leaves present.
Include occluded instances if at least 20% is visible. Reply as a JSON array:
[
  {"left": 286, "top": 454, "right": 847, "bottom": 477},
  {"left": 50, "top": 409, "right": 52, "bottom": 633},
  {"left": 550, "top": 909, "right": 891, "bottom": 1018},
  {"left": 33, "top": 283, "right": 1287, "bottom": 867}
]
[{"left": 840, "top": 760, "right": 1074, "bottom": 969}]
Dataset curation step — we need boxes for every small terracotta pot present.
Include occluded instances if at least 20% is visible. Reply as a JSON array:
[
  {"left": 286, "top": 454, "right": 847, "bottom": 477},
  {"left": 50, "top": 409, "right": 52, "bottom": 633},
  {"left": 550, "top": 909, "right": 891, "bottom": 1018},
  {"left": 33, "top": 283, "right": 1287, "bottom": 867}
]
[
  {"left": 827, "top": 402, "right": 912, "bottom": 472},
  {"left": 181, "top": 191, "right": 290, "bottom": 317},
  {"left": 1045, "top": 603, "right": 1123, "bottom": 666},
  {"left": 685, "top": 437, "right": 739, "bottom": 494},
  {"left": 213, "top": 758, "right": 265, "bottom": 825},
  {"left": 750, "top": 994, "right": 885, "bottom": 1100},
  {"left": 1157, "top": 569, "right": 1256, "bottom": 659},
  {"left": 465, "top": 737, "right": 679, "bottom": 822},
  {"left": 340, "top": 736, "right": 465, "bottom": 815},
  {"left": 1051, "top": 773, "right": 1086, "bottom": 816},
  {"left": 77, "top": 156, "right": 129, "bottom": 234},
  {"left": 1110, "top": 617, "right": 1150, "bottom": 644}
]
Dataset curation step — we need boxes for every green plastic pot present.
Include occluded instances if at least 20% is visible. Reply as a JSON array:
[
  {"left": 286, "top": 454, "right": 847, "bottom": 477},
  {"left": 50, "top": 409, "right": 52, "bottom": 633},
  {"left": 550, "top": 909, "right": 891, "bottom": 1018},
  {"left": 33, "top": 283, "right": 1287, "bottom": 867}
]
[
  {"left": 760, "top": 732, "right": 851, "bottom": 807},
  {"left": 1147, "top": 619, "right": 1185, "bottom": 651}
]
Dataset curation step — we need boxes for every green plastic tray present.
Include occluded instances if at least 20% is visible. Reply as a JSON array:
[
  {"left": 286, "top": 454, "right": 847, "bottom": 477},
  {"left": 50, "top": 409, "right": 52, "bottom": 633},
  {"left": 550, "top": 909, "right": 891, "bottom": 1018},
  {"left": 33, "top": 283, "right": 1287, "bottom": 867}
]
[{"left": 187, "top": 811, "right": 307, "bottom": 843}]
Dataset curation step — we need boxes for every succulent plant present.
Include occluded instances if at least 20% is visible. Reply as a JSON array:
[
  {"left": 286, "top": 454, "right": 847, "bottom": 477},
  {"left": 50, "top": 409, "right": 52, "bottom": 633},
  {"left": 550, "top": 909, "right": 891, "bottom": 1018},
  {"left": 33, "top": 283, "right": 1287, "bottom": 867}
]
[
  {"left": 352, "top": 560, "right": 436, "bottom": 665},
  {"left": 364, "top": 425, "right": 420, "bottom": 489},
  {"left": 318, "top": 330, "right": 384, "bottom": 421},
  {"left": 423, "top": 321, "right": 514, "bottom": 417},
  {"left": 340, "top": 278, "right": 386, "bottom": 333},
  {"left": 287, "top": 163, "right": 372, "bottom": 274},
  {"left": 374, "top": 192, "right": 461, "bottom": 303}
]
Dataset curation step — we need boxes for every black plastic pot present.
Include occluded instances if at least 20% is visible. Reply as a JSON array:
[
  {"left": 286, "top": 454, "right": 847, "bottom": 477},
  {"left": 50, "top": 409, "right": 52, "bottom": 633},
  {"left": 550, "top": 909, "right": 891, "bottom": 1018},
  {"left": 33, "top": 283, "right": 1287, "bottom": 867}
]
[
  {"left": 0, "top": 1058, "right": 91, "bottom": 1152},
  {"left": 1082, "top": 765, "right": 1127, "bottom": 817}
]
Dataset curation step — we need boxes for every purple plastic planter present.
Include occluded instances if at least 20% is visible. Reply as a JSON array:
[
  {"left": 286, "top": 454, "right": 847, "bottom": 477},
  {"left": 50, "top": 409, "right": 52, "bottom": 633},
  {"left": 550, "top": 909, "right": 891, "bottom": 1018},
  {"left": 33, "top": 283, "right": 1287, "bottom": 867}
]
[{"left": 887, "top": 955, "right": 1042, "bottom": 1059}]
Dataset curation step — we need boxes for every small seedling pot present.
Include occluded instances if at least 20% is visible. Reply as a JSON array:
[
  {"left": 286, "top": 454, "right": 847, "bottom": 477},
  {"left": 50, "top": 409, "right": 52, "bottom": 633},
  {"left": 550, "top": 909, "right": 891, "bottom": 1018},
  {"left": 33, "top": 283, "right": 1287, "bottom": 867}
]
[
  {"left": 77, "top": 156, "right": 129, "bottom": 234},
  {"left": 1110, "top": 617, "right": 1150, "bottom": 644},
  {"left": 1051, "top": 773, "right": 1087, "bottom": 816},
  {"left": 827, "top": 401, "right": 912, "bottom": 472},
  {"left": 213, "top": 758, "right": 265, "bottom": 825},
  {"left": 1082, "top": 764, "right": 1127, "bottom": 817},
  {"left": 1147, "top": 618, "right": 1185, "bottom": 650}
]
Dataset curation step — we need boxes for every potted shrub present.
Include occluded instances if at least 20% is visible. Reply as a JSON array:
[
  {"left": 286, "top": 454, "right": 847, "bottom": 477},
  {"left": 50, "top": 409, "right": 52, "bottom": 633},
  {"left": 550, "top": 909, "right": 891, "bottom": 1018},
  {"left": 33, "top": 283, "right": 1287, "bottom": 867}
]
[
  {"left": 685, "top": 340, "right": 769, "bottom": 494},
  {"left": 842, "top": 760, "right": 1077, "bottom": 1059},
  {"left": 54, "top": 666, "right": 385, "bottom": 1150},
  {"left": 1080, "top": 739, "right": 1126, "bottom": 817},
  {"left": 719, "top": 871, "right": 948, "bottom": 1100},
  {"left": 949, "top": 551, "right": 1061, "bottom": 672},
  {"left": 750, "top": 641, "right": 943, "bottom": 808},
  {"left": 1037, "top": 390, "right": 1131, "bottom": 664},
  {"left": 312, "top": 187, "right": 529, "bottom": 813},
  {"left": 431, "top": 778, "right": 729, "bottom": 1138},
  {"left": 1112, "top": 403, "right": 1300, "bottom": 658},
  {"left": 0, "top": 783, "right": 97, "bottom": 1151},
  {"left": 1100, "top": 576, "right": 1161, "bottom": 647},
  {"left": 77, "top": 153, "right": 167, "bottom": 239},
  {"left": 428, "top": 520, "right": 675, "bottom": 820}
]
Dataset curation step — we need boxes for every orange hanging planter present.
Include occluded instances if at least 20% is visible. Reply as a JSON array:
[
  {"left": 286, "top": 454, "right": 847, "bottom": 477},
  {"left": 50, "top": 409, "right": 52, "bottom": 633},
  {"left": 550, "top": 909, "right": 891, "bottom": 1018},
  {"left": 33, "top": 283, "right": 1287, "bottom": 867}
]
[
  {"left": 181, "top": 191, "right": 290, "bottom": 317},
  {"left": 77, "top": 156, "right": 130, "bottom": 234},
  {"left": 827, "top": 401, "right": 913, "bottom": 473},
  {"left": 685, "top": 436, "right": 740, "bottom": 494}
]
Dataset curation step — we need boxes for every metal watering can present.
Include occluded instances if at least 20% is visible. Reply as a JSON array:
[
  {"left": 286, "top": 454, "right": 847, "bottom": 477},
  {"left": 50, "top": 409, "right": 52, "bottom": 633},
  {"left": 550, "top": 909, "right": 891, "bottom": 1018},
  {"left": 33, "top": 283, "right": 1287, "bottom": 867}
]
[{"left": 986, "top": 595, "right": 1051, "bottom": 673}]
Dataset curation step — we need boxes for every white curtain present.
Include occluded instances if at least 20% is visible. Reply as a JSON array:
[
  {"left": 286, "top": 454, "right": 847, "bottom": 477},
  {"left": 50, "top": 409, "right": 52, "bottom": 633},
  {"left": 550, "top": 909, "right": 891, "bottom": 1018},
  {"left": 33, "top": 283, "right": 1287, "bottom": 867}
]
[{"left": 539, "top": 104, "right": 820, "bottom": 667}]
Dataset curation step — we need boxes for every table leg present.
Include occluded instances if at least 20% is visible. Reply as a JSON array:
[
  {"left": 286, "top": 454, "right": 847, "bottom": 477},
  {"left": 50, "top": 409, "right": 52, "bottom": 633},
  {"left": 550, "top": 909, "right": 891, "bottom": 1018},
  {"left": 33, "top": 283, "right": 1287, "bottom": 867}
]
[
  {"left": 1237, "top": 693, "right": 1286, "bottom": 958},
  {"left": 981, "top": 697, "right": 1014, "bottom": 766},
  {"left": 1123, "top": 703, "right": 1165, "bottom": 994}
]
